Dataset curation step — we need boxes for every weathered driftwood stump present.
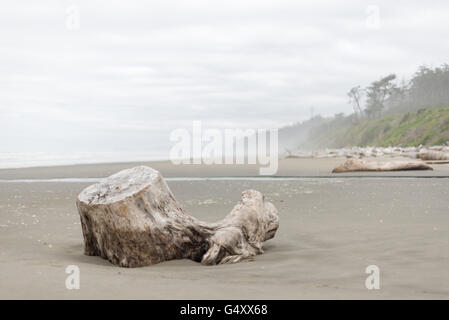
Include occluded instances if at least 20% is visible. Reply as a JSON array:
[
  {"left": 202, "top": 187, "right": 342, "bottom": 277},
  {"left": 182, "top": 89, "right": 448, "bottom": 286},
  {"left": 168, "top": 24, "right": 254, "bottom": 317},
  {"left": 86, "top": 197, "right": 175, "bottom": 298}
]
[
  {"left": 332, "top": 159, "right": 433, "bottom": 173},
  {"left": 76, "top": 166, "right": 279, "bottom": 267}
]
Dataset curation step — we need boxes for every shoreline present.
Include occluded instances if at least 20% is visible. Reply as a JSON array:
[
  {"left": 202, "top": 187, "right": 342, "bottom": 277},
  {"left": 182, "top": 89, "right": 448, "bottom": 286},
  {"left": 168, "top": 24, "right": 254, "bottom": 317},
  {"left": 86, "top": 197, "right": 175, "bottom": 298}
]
[
  {"left": 1, "top": 157, "right": 449, "bottom": 180},
  {"left": 2, "top": 175, "right": 449, "bottom": 184}
]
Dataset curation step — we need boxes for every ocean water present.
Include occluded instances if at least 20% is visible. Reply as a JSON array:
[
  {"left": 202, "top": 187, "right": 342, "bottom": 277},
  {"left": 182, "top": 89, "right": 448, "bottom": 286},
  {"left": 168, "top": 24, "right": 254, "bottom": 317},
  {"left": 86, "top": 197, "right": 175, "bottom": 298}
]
[{"left": 0, "top": 152, "right": 169, "bottom": 169}]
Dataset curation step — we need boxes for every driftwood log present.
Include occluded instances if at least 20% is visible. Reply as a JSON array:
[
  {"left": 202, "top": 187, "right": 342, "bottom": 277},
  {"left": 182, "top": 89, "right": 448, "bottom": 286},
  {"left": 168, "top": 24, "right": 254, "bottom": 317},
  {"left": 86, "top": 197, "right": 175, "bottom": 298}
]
[
  {"left": 76, "top": 166, "right": 279, "bottom": 267},
  {"left": 332, "top": 159, "right": 433, "bottom": 173},
  {"left": 418, "top": 150, "right": 449, "bottom": 161}
]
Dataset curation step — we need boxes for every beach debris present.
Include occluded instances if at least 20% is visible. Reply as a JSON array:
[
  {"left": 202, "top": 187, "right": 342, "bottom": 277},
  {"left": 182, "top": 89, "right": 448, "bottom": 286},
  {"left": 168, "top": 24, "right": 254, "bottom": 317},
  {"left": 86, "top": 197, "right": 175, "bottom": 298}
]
[
  {"left": 332, "top": 159, "right": 433, "bottom": 173},
  {"left": 418, "top": 150, "right": 449, "bottom": 161},
  {"left": 281, "top": 145, "right": 449, "bottom": 161},
  {"left": 76, "top": 166, "right": 279, "bottom": 267}
]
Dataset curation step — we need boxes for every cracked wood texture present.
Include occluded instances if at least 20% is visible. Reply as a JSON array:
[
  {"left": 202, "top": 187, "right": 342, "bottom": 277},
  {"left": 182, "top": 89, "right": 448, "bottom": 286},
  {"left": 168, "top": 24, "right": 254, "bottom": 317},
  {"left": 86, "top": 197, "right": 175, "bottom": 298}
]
[{"left": 76, "top": 166, "right": 279, "bottom": 267}]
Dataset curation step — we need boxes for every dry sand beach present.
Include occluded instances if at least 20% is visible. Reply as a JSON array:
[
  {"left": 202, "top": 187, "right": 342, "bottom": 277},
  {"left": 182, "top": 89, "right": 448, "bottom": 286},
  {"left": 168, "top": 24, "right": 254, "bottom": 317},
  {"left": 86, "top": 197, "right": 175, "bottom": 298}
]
[{"left": 1, "top": 158, "right": 449, "bottom": 299}]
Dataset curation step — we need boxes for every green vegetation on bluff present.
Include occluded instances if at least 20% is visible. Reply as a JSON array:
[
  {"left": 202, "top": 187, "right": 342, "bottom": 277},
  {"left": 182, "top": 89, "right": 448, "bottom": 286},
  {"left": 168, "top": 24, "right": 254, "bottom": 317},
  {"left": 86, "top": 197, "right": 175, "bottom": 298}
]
[
  {"left": 331, "top": 107, "right": 449, "bottom": 147},
  {"left": 279, "top": 64, "right": 449, "bottom": 150}
]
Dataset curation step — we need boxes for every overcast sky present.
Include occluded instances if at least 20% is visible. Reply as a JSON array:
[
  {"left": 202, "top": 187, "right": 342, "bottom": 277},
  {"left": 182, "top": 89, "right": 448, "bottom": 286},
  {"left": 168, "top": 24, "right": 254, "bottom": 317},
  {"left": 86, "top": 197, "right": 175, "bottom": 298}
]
[{"left": 1, "top": 0, "right": 449, "bottom": 154}]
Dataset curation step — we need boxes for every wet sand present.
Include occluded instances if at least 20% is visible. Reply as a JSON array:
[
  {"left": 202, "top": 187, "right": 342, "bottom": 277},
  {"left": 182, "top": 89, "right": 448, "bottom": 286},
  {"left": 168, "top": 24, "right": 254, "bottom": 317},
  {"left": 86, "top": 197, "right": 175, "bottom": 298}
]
[{"left": 0, "top": 158, "right": 449, "bottom": 299}]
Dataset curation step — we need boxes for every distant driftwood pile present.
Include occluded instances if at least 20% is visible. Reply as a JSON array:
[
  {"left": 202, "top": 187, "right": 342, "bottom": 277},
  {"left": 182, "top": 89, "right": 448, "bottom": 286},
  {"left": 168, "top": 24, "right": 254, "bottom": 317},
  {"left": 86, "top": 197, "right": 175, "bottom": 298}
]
[
  {"left": 76, "top": 166, "right": 279, "bottom": 267},
  {"left": 284, "top": 145, "right": 449, "bottom": 161},
  {"left": 332, "top": 159, "right": 433, "bottom": 173},
  {"left": 282, "top": 145, "right": 449, "bottom": 173}
]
